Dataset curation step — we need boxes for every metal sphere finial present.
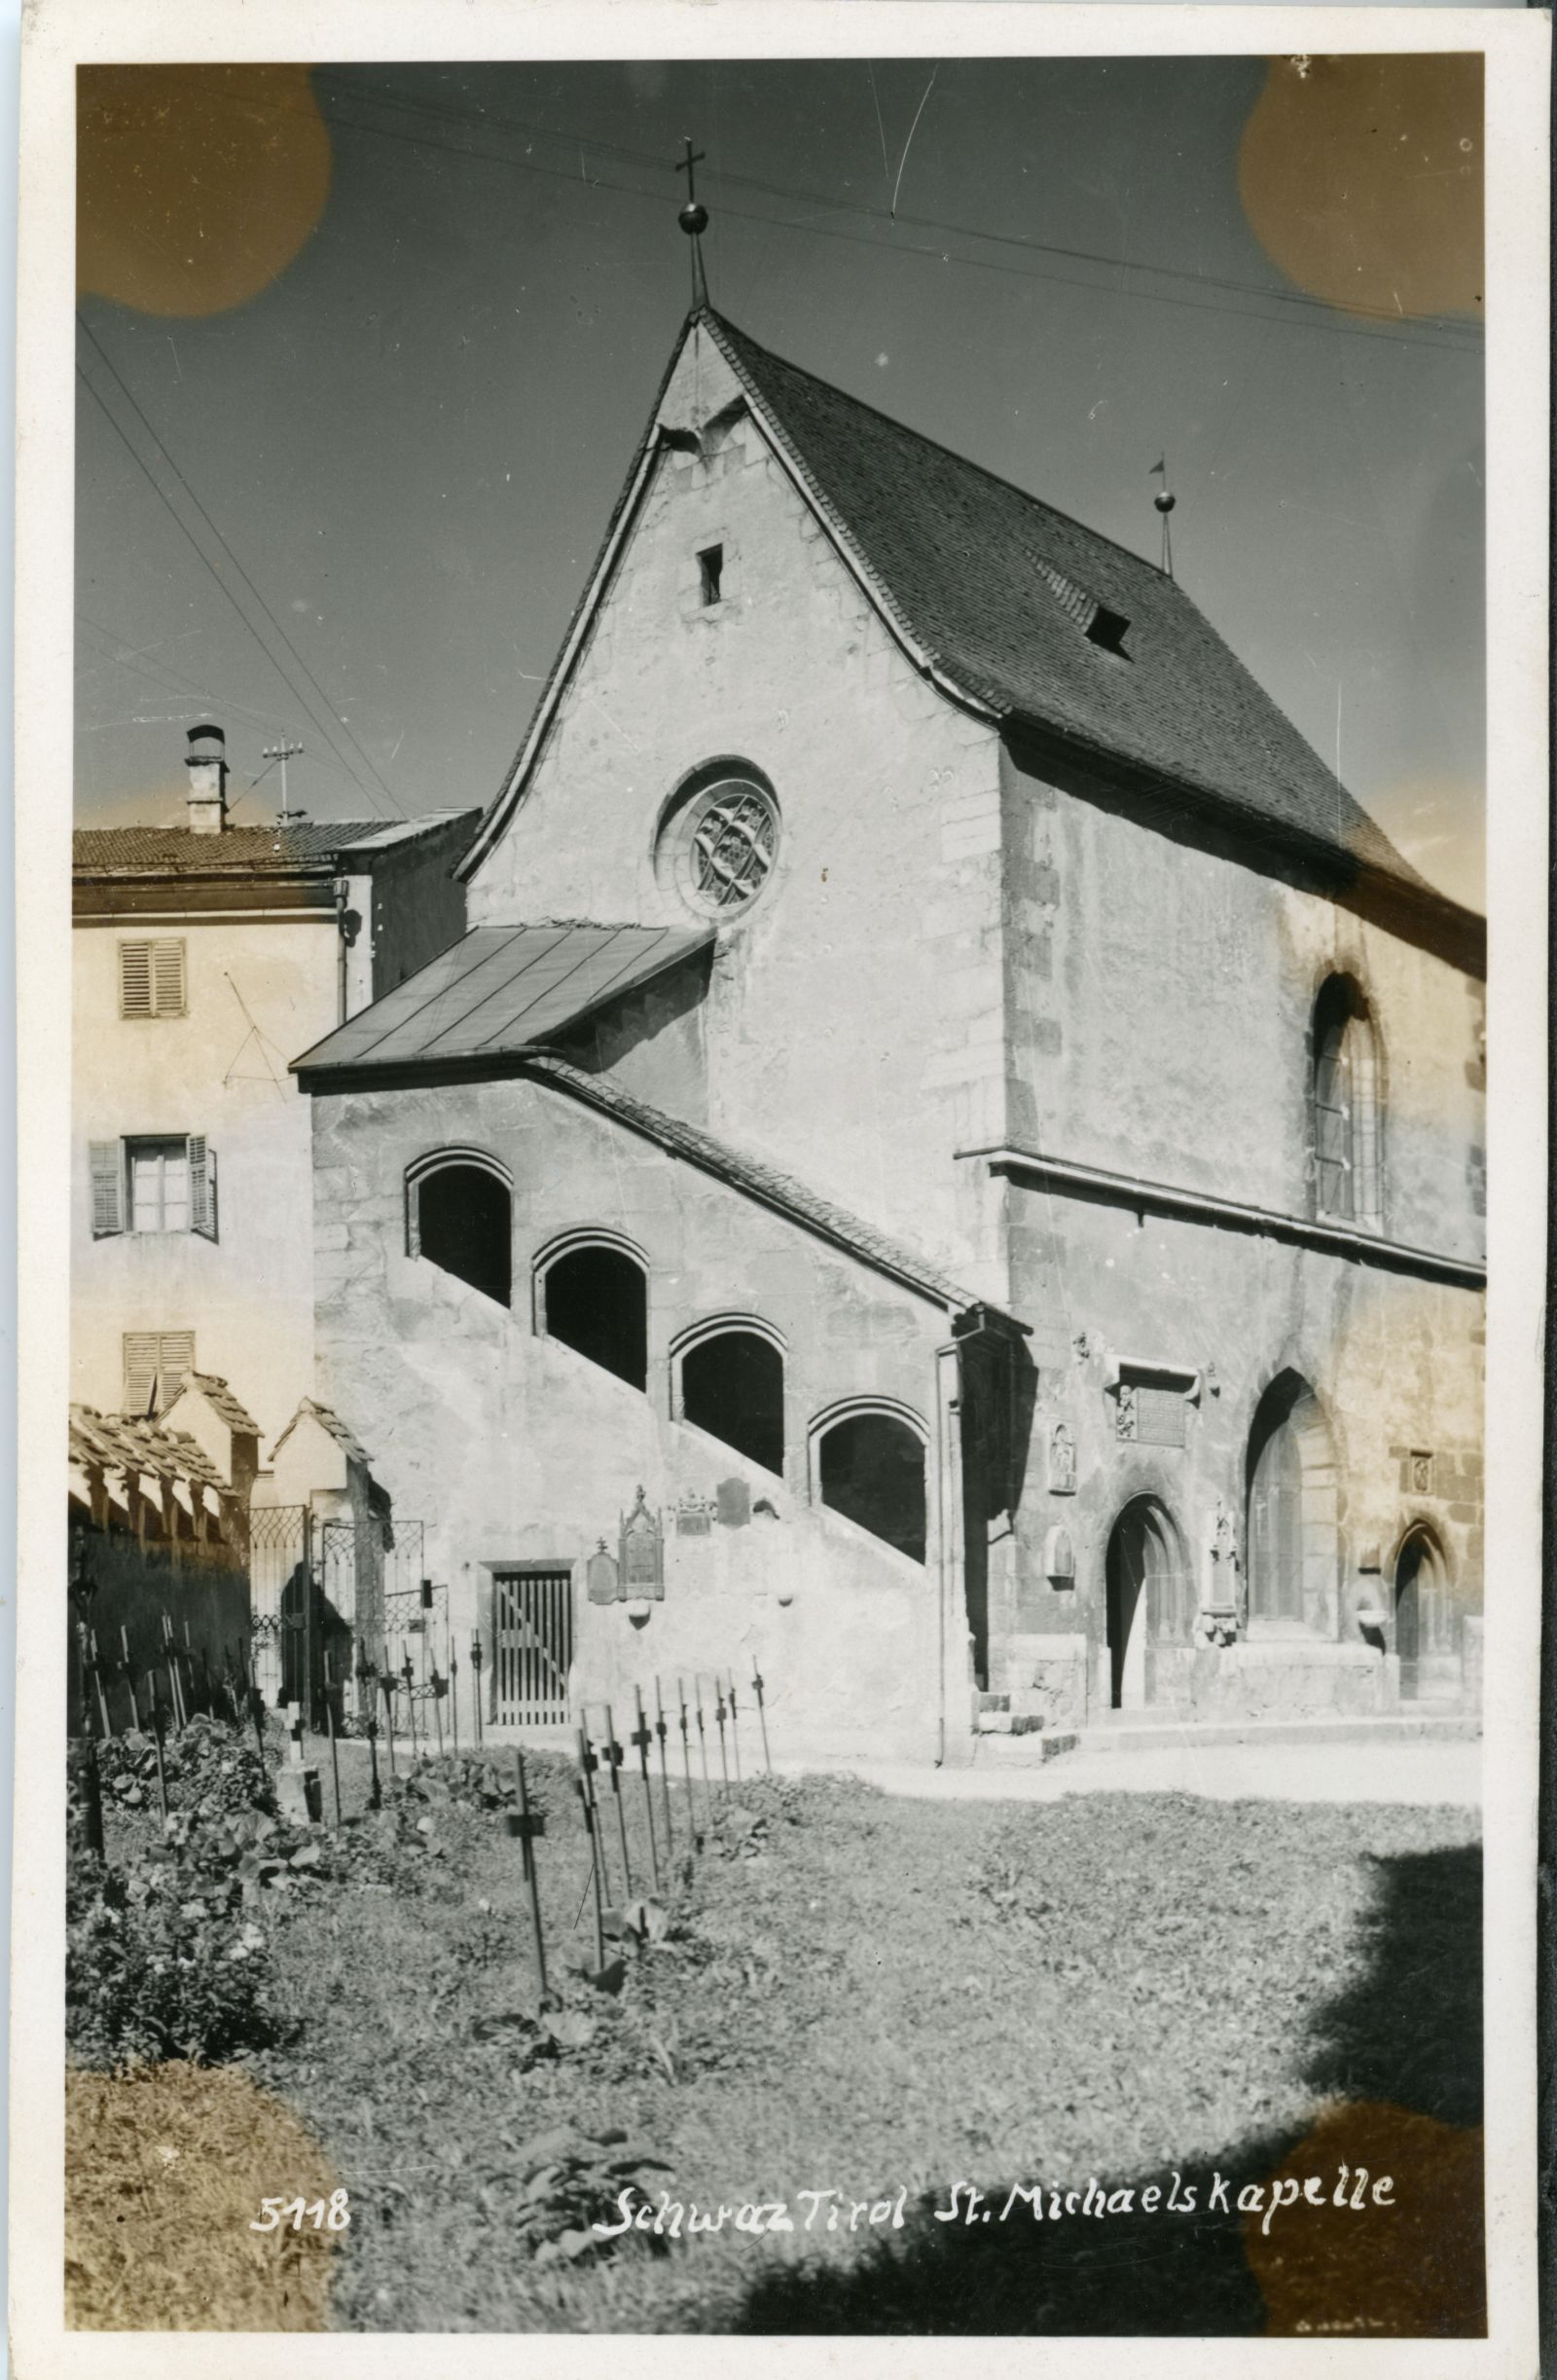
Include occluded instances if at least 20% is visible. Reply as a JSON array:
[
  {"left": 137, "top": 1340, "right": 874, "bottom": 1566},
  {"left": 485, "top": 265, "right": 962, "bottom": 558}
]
[
  {"left": 678, "top": 199, "right": 709, "bottom": 238},
  {"left": 1154, "top": 490, "right": 1177, "bottom": 516}
]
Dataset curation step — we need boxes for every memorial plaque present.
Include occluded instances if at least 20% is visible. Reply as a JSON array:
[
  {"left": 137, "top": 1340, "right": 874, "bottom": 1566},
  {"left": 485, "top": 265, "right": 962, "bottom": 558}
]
[
  {"left": 586, "top": 1542, "right": 620, "bottom": 1605},
  {"left": 715, "top": 1478, "right": 751, "bottom": 1528},
  {"left": 675, "top": 1496, "right": 714, "bottom": 1537},
  {"left": 619, "top": 1485, "right": 665, "bottom": 1600}
]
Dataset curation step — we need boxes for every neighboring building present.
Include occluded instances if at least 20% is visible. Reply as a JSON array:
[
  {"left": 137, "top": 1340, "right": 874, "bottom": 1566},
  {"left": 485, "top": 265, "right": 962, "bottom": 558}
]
[
  {"left": 293, "top": 306, "right": 1485, "bottom": 1759},
  {"left": 73, "top": 726, "right": 480, "bottom": 1446}
]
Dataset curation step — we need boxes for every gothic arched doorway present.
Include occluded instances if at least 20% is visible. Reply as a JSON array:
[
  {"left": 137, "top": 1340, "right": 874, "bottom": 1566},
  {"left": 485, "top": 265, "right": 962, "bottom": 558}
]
[
  {"left": 1245, "top": 1372, "right": 1339, "bottom": 1635},
  {"left": 1394, "top": 1526, "right": 1451, "bottom": 1702},
  {"left": 1104, "top": 1497, "right": 1190, "bottom": 1710}
]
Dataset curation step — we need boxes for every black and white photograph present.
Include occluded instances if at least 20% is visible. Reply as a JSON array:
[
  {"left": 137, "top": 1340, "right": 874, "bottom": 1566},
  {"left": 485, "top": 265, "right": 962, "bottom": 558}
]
[{"left": 11, "top": 3, "right": 1548, "bottom": 2365}]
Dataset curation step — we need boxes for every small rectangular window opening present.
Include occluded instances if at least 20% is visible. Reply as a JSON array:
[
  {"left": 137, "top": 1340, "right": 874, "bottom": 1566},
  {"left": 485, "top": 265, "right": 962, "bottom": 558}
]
[{"left": 698, "top": 544, "right": 724, "bottom": 606}]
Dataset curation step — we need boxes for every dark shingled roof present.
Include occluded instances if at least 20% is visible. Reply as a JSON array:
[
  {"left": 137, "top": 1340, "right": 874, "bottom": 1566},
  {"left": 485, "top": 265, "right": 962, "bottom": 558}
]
[
  {"left": 701, "top": 311, "right": 1429, "bottom": 891},
  {"left": 73, "top": 816, "right": 474, "bottom": 878}
]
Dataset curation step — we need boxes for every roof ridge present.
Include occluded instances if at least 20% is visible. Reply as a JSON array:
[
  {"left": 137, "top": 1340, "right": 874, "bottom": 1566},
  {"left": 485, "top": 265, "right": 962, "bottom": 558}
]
[{"left": 703, "top": 306, "right": 1175, "bottom": 588}]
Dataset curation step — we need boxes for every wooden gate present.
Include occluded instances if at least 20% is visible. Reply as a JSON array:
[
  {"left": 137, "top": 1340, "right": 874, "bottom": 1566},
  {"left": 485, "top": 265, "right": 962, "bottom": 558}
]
[{"left": 491, "top": 1567, "right": 573, "bottom": 1726}]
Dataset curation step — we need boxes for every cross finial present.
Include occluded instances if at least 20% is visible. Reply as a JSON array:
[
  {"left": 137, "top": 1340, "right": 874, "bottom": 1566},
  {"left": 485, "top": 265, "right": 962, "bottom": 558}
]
[{"left": 675, "top": 134, "right": 710, "bottom": 311}]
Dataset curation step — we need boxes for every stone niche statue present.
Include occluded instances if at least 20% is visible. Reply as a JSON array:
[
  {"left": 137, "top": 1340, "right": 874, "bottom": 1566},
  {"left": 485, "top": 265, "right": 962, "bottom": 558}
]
[
  {"left": 1198, "top": 1499, "right": 1241, "bottom": 1645},
  {"left": 1048, "top": 1421, "right": 1077, "bottom": 1496}
]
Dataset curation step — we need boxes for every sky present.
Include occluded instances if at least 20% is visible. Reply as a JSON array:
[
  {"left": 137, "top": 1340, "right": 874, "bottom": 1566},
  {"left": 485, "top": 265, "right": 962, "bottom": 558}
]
[{"left": 74, "top": 55, "right": 1485, "bottom": 905}]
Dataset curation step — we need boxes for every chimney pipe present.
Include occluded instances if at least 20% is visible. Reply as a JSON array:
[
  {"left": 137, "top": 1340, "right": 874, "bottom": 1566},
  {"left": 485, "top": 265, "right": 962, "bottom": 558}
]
[{"left": 185, "top": 723, "right": 229, "bottom": 834}]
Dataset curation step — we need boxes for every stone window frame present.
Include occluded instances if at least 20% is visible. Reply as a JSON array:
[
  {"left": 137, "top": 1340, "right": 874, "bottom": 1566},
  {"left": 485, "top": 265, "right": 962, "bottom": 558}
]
[
  {"left": 669, "top": 1312, "right": 789, "bottom": 1479},
  {"left": 530, "top": 1225, "right": 649, "bottom": 1339},
  {"left": 1309, "top": 970, "right": 1386, "bottom": 1232},
  {"left": 806, "top": 1393, "right": 930, "bottom": 1564},
  {"left": 652, "top": 757, "right": 781, "bottom": 923},
  {"left": 404, "top": 1146, "right": 514, "bottom": 1262}
]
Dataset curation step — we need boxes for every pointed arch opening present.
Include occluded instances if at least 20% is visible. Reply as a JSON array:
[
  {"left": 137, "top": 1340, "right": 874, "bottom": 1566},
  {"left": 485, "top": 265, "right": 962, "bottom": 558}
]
[
  {"left": 1311, "top": 974, "right": 1382, "bottom": 1227},
  {"left": 1394, "top": 1524, "right": 1453, "bottom": 1702},
  {"left": 1245, "top": 1371, "right": 1340, "bottom": 1635},
  {"left": 1104, "top": 1495, "right": 1191, "bottom": 1710}
]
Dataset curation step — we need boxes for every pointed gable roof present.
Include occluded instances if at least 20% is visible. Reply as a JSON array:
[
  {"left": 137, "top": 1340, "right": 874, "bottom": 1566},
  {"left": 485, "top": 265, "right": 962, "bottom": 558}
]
[{"left": 461, "top": 307, "right": 1478, "bottom": 949}]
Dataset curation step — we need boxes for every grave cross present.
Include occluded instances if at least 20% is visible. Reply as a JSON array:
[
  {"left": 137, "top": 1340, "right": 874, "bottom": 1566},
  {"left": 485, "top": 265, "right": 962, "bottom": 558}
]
[
  {"left": 601, "top": 1704, "right": 634, "bottom": 1898},
  {"left": 751, "top": 1655, "right": 772, "bottom": 1772},
  {"left": 631, "top": 1684, "right": 662, "bottom": 1891},
  {"left": 712, "top": 1675, "right": 731, "bottom": 1790},
  {"left": 653, "top": 1676, "right": 674, "bottom": 1861}
]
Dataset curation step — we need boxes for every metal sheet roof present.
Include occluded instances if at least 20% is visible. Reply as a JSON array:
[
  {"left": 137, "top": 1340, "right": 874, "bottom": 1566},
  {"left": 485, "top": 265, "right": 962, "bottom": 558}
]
[{"left": 293, "top": 921, "right": 713, "bottom": 1078}]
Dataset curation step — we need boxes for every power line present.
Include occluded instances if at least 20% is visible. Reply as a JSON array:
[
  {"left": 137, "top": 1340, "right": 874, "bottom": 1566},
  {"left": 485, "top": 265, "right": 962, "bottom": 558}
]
[
  {"left": 226, "top": 66, "right": 1482, "bottom": 357},
  {"left": 74, "top": 611, "right": 389, "bottom": 807},
  {"left": 76, "top": 317, "right": 409, "bottom": 819},
  {"left": 77, "top": 367, "right": 395, "bottom": 819}
]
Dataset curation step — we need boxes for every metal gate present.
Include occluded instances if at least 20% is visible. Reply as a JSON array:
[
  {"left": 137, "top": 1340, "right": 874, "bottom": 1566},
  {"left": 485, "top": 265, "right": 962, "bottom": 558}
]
[
  {"left": 492, "top": 1568, "right": 573, "bottom": 1727},
  {"left": 248, "top": 1506, "right": 427, "bottom": 1723},
  {"left": 248, "top": 1504, "right": 309, "bottom": 1713}
]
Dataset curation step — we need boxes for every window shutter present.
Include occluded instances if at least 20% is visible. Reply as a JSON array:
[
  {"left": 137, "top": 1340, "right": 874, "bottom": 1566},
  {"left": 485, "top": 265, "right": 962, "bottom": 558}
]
[
  {"left": 118, "top": 942, "right": 153, "bottom": 1017},
  {"left": 152, "top": 939, "right": 187, "bottom": 1016},
  {"left": 189, "top": 1138, "right": 218, "bottom": 1240},
  {"left": 89, "top": 1142, "right": 123, "bottom": 1236},
  {"left": 157, "top": 1332, "right": 196, "bottom": 1409},
  {"left": 123, "top": 1333, "right": 159, "bottom": 1414}
]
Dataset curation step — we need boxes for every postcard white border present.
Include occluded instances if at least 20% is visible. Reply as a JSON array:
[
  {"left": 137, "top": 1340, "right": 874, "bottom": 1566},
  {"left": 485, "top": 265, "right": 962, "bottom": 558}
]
[{"left": 13, "top": 6, "right": 1549, "bottom": 2375}]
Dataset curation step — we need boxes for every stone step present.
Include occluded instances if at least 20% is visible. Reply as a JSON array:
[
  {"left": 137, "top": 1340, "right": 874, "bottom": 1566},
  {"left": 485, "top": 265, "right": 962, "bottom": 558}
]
[{"left": 972, "top": 1712, "right": 1480, "bottom": 1763}]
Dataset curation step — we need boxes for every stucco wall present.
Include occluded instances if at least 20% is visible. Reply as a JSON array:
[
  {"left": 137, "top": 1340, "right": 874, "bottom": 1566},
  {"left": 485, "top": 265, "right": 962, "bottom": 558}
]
[
  {"left": 997, "top": 1179, "right": 1483, "bottom": 1720},
  {"left": 468, "top": 327, "right": 1007, "bottom": 1281},
  {"left": 72, "top": 914, "right": 340, "bottom": 1444},
  {"left": 309, "top": 1073, "right": 960, "bottom": 1760},
  {"left": 999, "top": 744, "right": 1486, "bottom": 1264}
]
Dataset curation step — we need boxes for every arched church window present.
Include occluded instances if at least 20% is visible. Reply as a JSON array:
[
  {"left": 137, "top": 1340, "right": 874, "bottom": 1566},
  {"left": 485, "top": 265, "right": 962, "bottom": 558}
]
[
  {"left": 1245, "top": 1372, "right": 1339, "bottom": 1632},
  {"left": 407, "top": 1152, "right": 512, "bottom": 1307},
  {"left": 1311, "top": 975, "right": 1382, "bottom": 1227},
  {"left": 675, "top": 1322, "right": 784, "bottom": 1473},
  {"left": 535, "top": 1234, "right": 648, "bottom": 1391},
  {"left": 813, "top": 1402, "right": 927, "bottom": 1565},
  {"left": 655, "top": 764, "right": 780, "bottom": 918}
]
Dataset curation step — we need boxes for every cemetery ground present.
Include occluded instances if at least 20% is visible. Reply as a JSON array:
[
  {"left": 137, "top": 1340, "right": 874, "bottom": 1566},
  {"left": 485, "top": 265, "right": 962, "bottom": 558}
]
[{"left": 65, "top": 1714, "right": 1484, "bottom": 2337}]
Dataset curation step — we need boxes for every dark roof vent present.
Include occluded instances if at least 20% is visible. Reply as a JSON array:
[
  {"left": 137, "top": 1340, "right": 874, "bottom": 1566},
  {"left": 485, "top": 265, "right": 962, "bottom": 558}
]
[{"left": 1034, "top": 559, "right": 1130, "bottom": 658}]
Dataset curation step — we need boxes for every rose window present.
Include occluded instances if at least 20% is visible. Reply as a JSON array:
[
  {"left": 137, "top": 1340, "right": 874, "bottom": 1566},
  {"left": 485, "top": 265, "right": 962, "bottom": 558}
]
[{"left": 688, "top": 781, "right": 778, "bottom": 911}]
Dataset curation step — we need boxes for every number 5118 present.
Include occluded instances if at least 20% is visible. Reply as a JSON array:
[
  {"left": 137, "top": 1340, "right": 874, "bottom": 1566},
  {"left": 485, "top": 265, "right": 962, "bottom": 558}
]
[{"left": 251, "top": 2191, "right": 350, "bottom": 2232}]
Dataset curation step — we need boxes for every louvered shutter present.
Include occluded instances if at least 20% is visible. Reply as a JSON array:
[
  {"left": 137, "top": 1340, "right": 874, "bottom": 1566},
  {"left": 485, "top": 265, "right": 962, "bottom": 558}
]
[
  {"left": 156, "top": 1332, "right": 196, "bottom": 1410},
  {"left": 152, "top": 939, "right": 187, "bottom": 1016},
  {"left": 189, "top": 1138, "right": 219, "bottom": 1240},
  {"left": 123, "top": 1333, "right": 159, "bottom": 1414},
  {"left": 89, "top": 1142, "right": 123, "bottom": 1236},
  {"left": 118, "top": 942, "right": 153, "bottom": 1017}
]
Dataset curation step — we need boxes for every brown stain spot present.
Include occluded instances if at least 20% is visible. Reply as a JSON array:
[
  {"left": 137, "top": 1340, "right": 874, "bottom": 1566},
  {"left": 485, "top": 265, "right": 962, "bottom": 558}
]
[
  {"left": 1244, "top": 2100, "right": 1485, "bottom": 2337},
  {"left": 1239, "top": 55, "right": 1483, "bottom": 321},
  {"left": 66, "top": 2062, "right": 342, "bottom": 2330},
  {"left": 78, "top": 66, "right": 331, "bottom": 317}
]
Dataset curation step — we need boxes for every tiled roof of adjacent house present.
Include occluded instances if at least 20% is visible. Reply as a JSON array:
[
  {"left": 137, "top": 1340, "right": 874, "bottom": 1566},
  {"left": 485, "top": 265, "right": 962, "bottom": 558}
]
[
  {"left": 180, "top": 1373, "right": 262, "bottom": 1439},
  {"left": 292, "top": 922, "right": 713, "bottom": 1080},
  {"left": 73, "top": 813, "right": 479, "bottom": 878},
  {"left": 69, "top": 1404, "right": 228, "bottom": 1493},
  {"left": 271, "top": 1397, "right": 373, "bottom": 1470}
]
